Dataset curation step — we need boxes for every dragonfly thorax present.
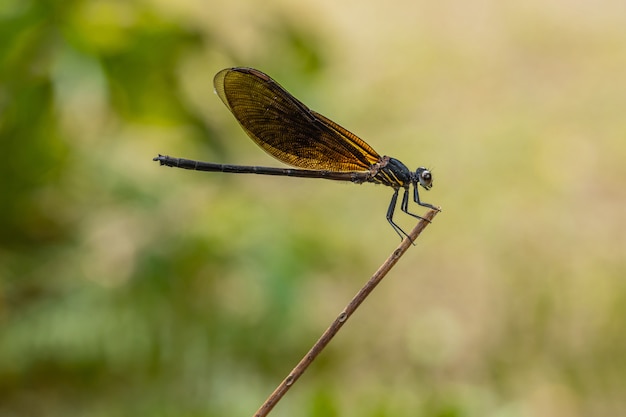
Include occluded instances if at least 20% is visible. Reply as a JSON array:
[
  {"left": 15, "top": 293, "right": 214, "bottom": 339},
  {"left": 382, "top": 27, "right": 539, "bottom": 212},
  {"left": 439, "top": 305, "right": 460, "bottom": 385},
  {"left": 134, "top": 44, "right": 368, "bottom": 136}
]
[
  {"left": 369, "top": 157, "right": 412, "bottom": 188},
  {"left": 369, "top": 157, "right": 433, "bottom": 192}
]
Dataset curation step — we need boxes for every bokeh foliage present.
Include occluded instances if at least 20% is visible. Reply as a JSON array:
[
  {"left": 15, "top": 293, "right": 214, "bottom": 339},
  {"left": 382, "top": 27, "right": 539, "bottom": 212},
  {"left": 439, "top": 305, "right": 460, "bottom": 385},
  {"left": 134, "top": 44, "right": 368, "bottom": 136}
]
[
  {"left": 2, "top": 0, "right": 626, "bottom": 417},
  {"left": 1, "top": 1, "right": 327, "bottom": 416}
]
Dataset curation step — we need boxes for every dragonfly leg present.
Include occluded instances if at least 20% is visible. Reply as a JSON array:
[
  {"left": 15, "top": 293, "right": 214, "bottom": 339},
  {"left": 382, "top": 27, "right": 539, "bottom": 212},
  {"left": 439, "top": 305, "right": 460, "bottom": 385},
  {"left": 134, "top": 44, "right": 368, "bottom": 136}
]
[
  {"left": 386, "top": 188, "right": 411, "bottom": 240},
  {"left": 400, "top": 187, "right": 430, "bottom": 224},
  {"left": 414, "top": 185, "right": 439, "bottom": 211}
]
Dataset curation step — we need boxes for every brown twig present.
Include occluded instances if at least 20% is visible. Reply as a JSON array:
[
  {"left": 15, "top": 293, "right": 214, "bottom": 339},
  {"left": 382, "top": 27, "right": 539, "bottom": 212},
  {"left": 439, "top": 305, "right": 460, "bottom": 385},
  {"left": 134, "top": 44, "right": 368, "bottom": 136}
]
[{"left": 253, "top": 208, "right": 441, "bottom": 417}]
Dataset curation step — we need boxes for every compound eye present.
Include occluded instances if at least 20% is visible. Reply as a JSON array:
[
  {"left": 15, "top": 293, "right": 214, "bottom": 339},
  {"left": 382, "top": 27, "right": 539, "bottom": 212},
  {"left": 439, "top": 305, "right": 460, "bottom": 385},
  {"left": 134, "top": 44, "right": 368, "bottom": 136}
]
[{"left": 418, "top": 169, "right": 433, "bottom": 189}]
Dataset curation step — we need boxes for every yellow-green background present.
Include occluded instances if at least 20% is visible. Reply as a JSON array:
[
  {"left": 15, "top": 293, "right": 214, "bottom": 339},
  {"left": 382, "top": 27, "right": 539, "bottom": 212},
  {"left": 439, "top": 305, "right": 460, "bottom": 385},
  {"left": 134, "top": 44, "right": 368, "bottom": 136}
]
[{"left": 2, "top": 0, "right": 625, "bottom": 416}]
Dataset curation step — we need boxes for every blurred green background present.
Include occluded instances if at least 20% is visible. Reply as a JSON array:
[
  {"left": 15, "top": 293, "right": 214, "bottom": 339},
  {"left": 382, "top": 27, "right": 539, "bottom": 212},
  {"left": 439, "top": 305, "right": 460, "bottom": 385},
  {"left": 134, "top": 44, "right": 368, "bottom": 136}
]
[{"left": 2, "top": 0, "right": 625, "bottom": 416}]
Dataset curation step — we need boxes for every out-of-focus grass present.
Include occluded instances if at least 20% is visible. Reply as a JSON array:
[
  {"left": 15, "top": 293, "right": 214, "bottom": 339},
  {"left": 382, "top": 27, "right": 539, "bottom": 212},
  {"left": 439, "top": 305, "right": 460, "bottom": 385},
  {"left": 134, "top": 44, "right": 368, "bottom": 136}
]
[{"left": 1, "top": 0, "right": 625, "bottom": 416}]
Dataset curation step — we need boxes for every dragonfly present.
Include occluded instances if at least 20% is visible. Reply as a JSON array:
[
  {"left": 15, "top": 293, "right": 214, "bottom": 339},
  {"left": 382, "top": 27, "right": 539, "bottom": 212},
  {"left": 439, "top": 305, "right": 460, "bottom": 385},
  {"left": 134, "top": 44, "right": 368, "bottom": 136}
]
[{"left": 154, "top": 67, "right": 438, "bottom": 239}]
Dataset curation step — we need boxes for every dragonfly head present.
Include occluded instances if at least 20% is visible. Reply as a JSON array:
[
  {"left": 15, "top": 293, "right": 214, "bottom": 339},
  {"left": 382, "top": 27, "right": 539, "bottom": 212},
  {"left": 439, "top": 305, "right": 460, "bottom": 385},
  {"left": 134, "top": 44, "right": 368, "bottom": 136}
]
[{"left": 415, "top": 167, "right": 433, "bottom": 190}]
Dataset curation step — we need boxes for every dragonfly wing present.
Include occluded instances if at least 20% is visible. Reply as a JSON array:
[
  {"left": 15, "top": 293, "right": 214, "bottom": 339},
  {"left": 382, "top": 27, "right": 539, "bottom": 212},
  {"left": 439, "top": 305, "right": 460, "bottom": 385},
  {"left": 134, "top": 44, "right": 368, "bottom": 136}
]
[{"left": 214, "top": 67, "right": 381, "bottom": 172}]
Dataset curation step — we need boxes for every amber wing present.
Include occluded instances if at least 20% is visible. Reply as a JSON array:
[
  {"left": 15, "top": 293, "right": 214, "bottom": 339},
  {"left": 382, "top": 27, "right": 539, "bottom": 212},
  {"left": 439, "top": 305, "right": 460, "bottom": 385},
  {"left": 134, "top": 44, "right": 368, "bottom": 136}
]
[{"left": 213, "top": 67, "right": 381, "bottom": 172}]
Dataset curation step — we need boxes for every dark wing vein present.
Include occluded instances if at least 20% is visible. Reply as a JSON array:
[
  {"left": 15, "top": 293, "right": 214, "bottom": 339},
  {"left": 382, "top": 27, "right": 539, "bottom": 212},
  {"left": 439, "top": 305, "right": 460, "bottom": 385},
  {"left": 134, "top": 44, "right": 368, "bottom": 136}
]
[{"left": 213, "top": 67, "right": 381, "bottom": 172}]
